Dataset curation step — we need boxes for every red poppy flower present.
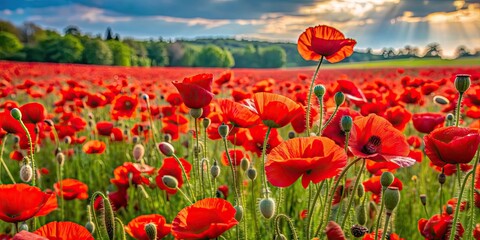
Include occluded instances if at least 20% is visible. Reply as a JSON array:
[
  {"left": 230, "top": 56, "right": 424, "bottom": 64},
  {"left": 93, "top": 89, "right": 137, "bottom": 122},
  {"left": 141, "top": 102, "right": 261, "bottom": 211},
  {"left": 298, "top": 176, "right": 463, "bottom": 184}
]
[
  {"left": 9, "top": 150, "right": 24, "bottom": 161},
  {"left": 412, "top": 113, "right": 445, "bottom": 134},
  {"left": 217, "top": 99, "right": 260, "bottom": 128},
  {"left": 297, "top": 25, "right": 356, "bottom": 63},
  {"left": 215, "top": 71, "right": 233, "bottom": 86},
  {"left": 474, "top": 223, "right": 480, "bottom": 239},
  {"left": 217, "top": 185, "right": 229, "bottom": 199},
  {"left": 430, "top": 162, "right": 472, "bottom": 176},
  {"left": 125, "top": 214, "right": 172, "bottom": 240},
  {"left": 362, "top": 230, "right": 404, "bottom": 240},
  {"left": 349, "top": 114, "right": 415, "bottom": 167},
  {"left": 383, "top": 106, "right": 412, "bottom": 132},
  {"left": 443, "top": 198, "right": 468, "bottom": 214},
  {"left": 34, "top": 221, "right": 94, "bottom": 240},
  {"left": 363, "top": 175, "right": 403, "bottom": 196},
  {"left": 322, "top": 107, "right": 361, "bottom": 147},
  {"left": 407, "top": 135, "right": 422, "bottom": 148},
  {"left": 221, "top": 150, "right": 249, "bottom": 166},
  {"left": 19, "top": 102, "right": 46, "bottom": 124},
  {"left": 96, "top": 121, "right": 114, "bottom": 136},
  {"left": 12, "top": 231, "right": 47, "bottom": 240},
  {"left": 54, "top": 179, "right": 88, "bottom": 200},
  {"left": 399, "top": 87, "right": 423, "bottom": 105},
  {"left": 0, "top": 110, "right": 23, "bottom": 134},
  {"left": 266, "top": 137, "right": 347, "bottom": 188},
  {"left": 85, "top": 93, "right": 107, "bottom": 108},
  {"left": 0, "top": 184, "right": 57, "bottom": 223},
  {"left": 172, "top": 73, "right": 214, "bottom": 109},
  {"left": 334, "top": 80, "right": 366, "bottom": 103},
  {"left": 290, "top": 106, "right": 318, "bottom": 134},
  {"left": 251, "top": 92, "right": 302, "bottom": 128},
  {"left": 366, "top": 160, "right": 400, "bottom": 175},
  {"left": 243, "top": 125, "right": 283, "bottom": 157},
  {"left": 156, "top": 157, "right": 192, "bottom": 195},
  {"left": 325, "top": 221, "right": 346, "bottom": 240},
  {"left": 82, "top": 140, "right": 106, "bottom": 154},
  {"left": 111, "top": 162, "right": 154, "bottom": 188},
  {"left": 424, "top": 126, "right": 480, "bottom": 167},
  {"left": 94, "top": 187, "right": 128, "bottom": 211},
  {"left": 171, "top": 198, "right": 238, "bottom": 239},
  {"left": 418, "top": 213, "right": 464, "bottom": 240},
  {"left": 111, "top": 95, "right": 139, "bottom": 120}
]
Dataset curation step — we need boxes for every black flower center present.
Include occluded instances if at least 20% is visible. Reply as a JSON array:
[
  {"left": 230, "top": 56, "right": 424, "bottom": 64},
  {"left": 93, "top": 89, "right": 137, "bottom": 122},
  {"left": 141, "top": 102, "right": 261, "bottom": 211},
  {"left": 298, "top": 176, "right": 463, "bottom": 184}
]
[
  {"left": 362, "top": 135, "right": 381, "bottom": 154},
  {"left": 256, "top": 142, "right": 270, "bottom": 151}
]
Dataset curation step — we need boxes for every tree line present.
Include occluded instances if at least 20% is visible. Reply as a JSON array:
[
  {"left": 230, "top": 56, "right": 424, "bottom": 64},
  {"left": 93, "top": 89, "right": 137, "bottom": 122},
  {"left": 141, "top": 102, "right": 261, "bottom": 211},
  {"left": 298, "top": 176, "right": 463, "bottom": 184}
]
[{"left": 0, "top": 20, "right": 478, "bottom": 68}]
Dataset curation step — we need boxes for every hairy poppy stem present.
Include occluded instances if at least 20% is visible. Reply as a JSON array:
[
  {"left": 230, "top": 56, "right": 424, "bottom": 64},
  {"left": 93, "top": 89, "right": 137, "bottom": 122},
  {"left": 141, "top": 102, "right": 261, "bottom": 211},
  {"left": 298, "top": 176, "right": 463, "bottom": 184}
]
[
  {"left": 222, "top": 137, "right": 240, "bottom": 205},
  {"left": 468, "top": 147, "right": 480, "bottom": 236},
  {"left": 260, "top": 127, "right": 272, "bottom": 199},
  {"left": 454, "top": 92, "right": 463, "bottom": 127},
  {"left": 18, "top": 119, "right": 36, "bottom": 186},
  {"left": 0, "top": 134, "right": 16, "bottom": 184},
  {"left": 316, "top": 94, "right": 324, "bottom": 136},
  {"left": 374, "top": 188, "right": 386, "bottom": 240},
  {"left": 449, "top": 170, "right": 473, "bottom": 240},
  {"left": 321, "top": 106, "right": 339, "bottom": 133},
  {"left": 341, "top": 159, "right": 366, "bottom": 229},
  {"left": 306, "top": 57, "right": 324, "bottom": 136},
  {"left": 306, "top": 181, "right": 325, "bottom": 239},
  {"left": 380, "top": 214, "right": 391, "bottom": 240},
  {"left": 456, "top": 164, "right": 462, "bottom": 187},
  {"left": 172, "top": 154, "right": 196, "bottom": 202}
]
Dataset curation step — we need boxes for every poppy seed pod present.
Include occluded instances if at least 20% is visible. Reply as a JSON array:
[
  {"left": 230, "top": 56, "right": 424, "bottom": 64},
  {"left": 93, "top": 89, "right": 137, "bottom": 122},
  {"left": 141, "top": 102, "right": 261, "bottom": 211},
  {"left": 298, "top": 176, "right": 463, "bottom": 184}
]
[
  {"left": 340, "top": 115, "right": 353, "bottom": 133},
  {"left": 420, "top": 194, "right": 427, "bottom": 206},
  {"left": 433, "top": 96, "right": 449, "bottom": 105},
  {"left": 234, "top": 205, "right": 243, "bottom": 222},
  {"left": 357, "top": 183, "right": 365, "bottom": 198},
  {"left": 259, "top": 198, "right": 276, "bottom": 219},
  {"left": 211, "top": 161, "right": 220, "bottom": 178},
  {"left": 356, "top": 204, "right": 367, "bottom": 225},
  {"left": 133, "top": 144, "right": 145, "bottom": 162},
  {"left": 64, "top": 136, "right": 72, "bottom": 145},
  {"left": 350, "top": 225, "right": 368, "bottom": 238},
  {"left": 438, "top": 173, "right": 446, "bottom": 185},
  {"left": 141, "top": 93, "right": 149, "bottom": 101},
  {"left": 158, "top": 142, "right": 175, "bottom": 157},
  {"left": 163, "top": 133, "right": 172, "bottom": 143},
  {"left": 288, "top": 131, "right": 296, "bottom": 139},
  {"left": 218, "top": 123, "right": 229, "bottom": 138},
  {"left": 446, "top": 204, "right": 454, "bottom": 215},
  {"left": 19, "top": 222, "right": 28, "bottom": 232},
  {"left": 44, "top": 119, "right": 55, "bottom": 127},
  {"left": 334, "top": 92, "right": 345, "bottom": 106},
  {"left": 85, "top": 221, "right": 95, "bottom": 234},
  {"left": 10, "top": 108, "right": 22, "bottom": 120},
  {"left": 56, "top": 152, "right": 65, "bottom": 165},
  {"left": 20, "top": 164, "right": 33, "bottom": 182},
  {"left": 383, "top": 187, "right": 400, "bottom": 214},
  {"left": 446, "top": 113, "right": 454, "bottom": 122},
  {"left": 203, "top": 118, "right": 211, "bottom": 128},
  {"left": 314, "top": 85, "right": 326, "bottom": 98},
  {"left": 454, "top": 74, "right": 471, "bottom": 93},
  {"left": 247, "top": 167, "right": 257, "bottom": 180},
  {"left": 144, "top": 223, "right": 157, "bottom": 240},
  {"left": 380, "top": 171, "right": 395, "bottom": 188},
  {"left": 162, "top": 175, "right": 179, "bottom": 189},
  {"left": 240, "top": 157, "right": 249, "bottom": 171},
  {"left": 190, "top": 108, "right": 203, "bottom": 119}
]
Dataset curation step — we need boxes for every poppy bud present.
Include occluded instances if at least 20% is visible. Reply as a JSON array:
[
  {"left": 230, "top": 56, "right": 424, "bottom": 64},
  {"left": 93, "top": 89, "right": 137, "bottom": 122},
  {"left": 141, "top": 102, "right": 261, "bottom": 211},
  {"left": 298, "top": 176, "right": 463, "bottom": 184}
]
[
  {"left": 350, "top": 225, "right": 368, "bottom": 238},
  {"left": 211, "top": 161, "right": 220, "bottom": 178},
  {"left": 259, "top": 198, "right": 276, "bottom": 219},
  {"left": 190, "top": 108, "right": 203, "bottom": 119},
  {"left": 454, "top": 74, "right": 471, "bottom": 93},
  {"left": 132, "top": 135, "right": 140, "bottom": 144},
  {"left": 381, "top": 171, "right": 394, "bottom": 188},
  {"left": 164, "top": 134, "right": 172, "bottom": 143},
  {"left": 446, "top": 204, "right": 454, "bottom": 215},
  {"left": 10, "top": 108, "right": 22, "bottom": 120},
  {"left": 383, "top": 187, "right": 400, "bottom": 214},
  {"left": 433, "top": 96, "right": 449, "bottom": 105},
  {"left": 420, "top": 194, "right": 427, "bottom": 206},
  {"left": 446, "top": 113, "right": 454, "bottom": 122},
  {"left": 240, "top": 157, "right": 249, "bottom": 171},
  {"left": 356, "top": 204, "right": 367, "bottom": 225},
  {"left": 162, "top": 175, "right": 179, "bottom": 189},
  {"left": 234, "top": 205, "right": 243, "bottom": 222},
  {"left": 275, "top": 234, "right": 287, "bottom": 240},
  {"left": 247, "top": 167, "right": 257, "bottom": 180},
  {"left": 20, "top": 164, "right": 33, "bottom": 182},
  {"left": 141, "top": 93, "right": 149, "bottom": 101},
  {"left": 85, "top": 221, "right": 95, "bottom": 234},
  {"left": 314, "top": 85, "right": 326, "bottom": 98},
  {"left": 288, "top": 131, "right": 296, "bottom": 139},
  {"left": 158, "top": 142, "right": 175, "bottom": 157},
  {"left": 357, "top": 184, "right": 365, "bottom": 198},
  {"left": 438, "top": 173, "right": 446, "bottom": 185},
  {"left": 64, "top": 136, "right": 72, "bottom": 144},
  {"left": 144, "top": 223, "right": 157, "bottom": 240},
  {"left": 218, "top": 123, "right": 229, "bottom": 138},
  {"left": 103, "top": 196, "right": 115, "bottom": 240},
  {"left": 340, "top": 115, "right": 353, "bottom": 133},
  {"left": 132, "top": 144, "right": 145, "bottom": 162},
  {"left": 13, "top": 135, "right": 20, "bottom": 144},
  {"left": 56, "top": 152, "right": 65, "bottom": 165},
  {"left": 19, "top": 222, "right": 28, "bottom": 232},
  {"left": 334, "top": 92, "right": 345, "bottom": 106},
  {"left": 44, "top": 119, "right": 54, "bottom": 127},
  {"left": 203, "top": 118, "right": 211, "bottom": 128}
]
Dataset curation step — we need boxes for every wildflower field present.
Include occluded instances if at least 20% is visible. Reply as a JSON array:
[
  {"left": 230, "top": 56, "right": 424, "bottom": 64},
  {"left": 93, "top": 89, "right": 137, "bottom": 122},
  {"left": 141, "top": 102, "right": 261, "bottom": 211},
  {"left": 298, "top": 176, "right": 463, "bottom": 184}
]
[{"left": 1, "top": 26, "right": 480, "bottom": 240}]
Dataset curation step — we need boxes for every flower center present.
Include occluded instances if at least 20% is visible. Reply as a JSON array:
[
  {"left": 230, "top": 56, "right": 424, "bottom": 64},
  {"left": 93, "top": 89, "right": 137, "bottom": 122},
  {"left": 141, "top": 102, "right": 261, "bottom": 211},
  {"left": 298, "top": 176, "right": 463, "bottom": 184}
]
[
  {"left": 124, "top": 100, "right": 132, "bottom": 109},
  {"left": 362, "top": 135, "right": 381, "bottom": 154},
  {"left": 256, "top": 142, "right": 270, "bottom": 151}
]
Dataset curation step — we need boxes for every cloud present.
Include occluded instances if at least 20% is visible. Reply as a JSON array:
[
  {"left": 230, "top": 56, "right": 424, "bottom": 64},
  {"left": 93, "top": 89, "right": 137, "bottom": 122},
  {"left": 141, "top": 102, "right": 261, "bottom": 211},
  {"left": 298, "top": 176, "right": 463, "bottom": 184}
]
[
  {"left": 395, "top": 3, "right": 480, "bottom": 23},
  {"left": 152, "top": 16, "right": 231, "bottom": 29}
]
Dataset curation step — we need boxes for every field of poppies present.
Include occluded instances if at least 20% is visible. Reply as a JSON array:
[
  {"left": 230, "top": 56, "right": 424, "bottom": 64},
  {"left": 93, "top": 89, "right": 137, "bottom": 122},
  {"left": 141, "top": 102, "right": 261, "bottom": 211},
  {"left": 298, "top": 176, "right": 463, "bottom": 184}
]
[{"left": 1, "top": 25, "right": 480, "bottom": 240}]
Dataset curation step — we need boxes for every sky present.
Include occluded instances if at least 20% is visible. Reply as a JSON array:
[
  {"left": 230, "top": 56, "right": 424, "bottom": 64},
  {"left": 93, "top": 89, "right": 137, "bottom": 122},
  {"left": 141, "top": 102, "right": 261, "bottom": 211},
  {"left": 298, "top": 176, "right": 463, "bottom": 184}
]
[{"left": 1, "top": 0, "right": 480, "bottom": 57}]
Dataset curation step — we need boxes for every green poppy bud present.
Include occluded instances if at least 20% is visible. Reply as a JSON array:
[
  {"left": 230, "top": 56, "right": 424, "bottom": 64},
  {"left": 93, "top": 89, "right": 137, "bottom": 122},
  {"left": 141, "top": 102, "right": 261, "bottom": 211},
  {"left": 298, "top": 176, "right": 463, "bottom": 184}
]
[
  {"left": 10, "top": 108, "right": 22, "bottom": 121},
  {"left": 340, "top": 115, "right": 353, "bottom": 133},
  {"left": 190, "top": 108, "right": 203, "bottom": 119},
  {"left": 383, "top": 187, "right": 400, "bottom": 214},
  {"left": 380, "top": 171, "right": 394, "bottom": 188},
  {"left": 85, "top": 221, "right": 95, "bottom": 234},
  {"left": 314, "top": 85, "right": 326, "bottom": 98},
  {"left": 203, "top": 118, "right": 211, "bottom": 128},
  {"left": 162, "top": 175, "right": 179, "bottom": 189},
  {"left": 218, "top": 123, "right": 229, "bottom": 138},
  {"left": 247, "top": 167, "right": 257, "bottom": 181},
  {"left": 454, "top": 74, "right": 471, "bottom": 93},
  {"left": 211, "top": 161, "right": 220, "bottom": 178},
  {"left": 259, "top": 198, "right": 276, "bottom": 219},
  {"left": 234, "top": 205, "right": 244, "bottom": 222},
  {"left": 144, "top": 223, "right": 157, "bottom": 240},
  {"left": 356, "top": 204, "right": 367, "bottom": 225},
  {"left": 334, "top": 92, "right": 345, "bottom": 106},
  {"left": 158, "top": 142, "right": 175, "bottom": 157},
  {"left": 240, "top": 157, "right": 249, "bottom": 171},
  {"left": 420, "top": 194, "right": 427, "bottom": 206}
]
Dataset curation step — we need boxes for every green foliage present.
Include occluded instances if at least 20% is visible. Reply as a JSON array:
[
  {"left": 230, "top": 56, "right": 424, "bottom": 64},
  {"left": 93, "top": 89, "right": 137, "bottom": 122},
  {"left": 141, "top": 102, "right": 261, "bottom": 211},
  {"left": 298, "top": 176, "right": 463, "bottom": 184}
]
[
  {"left": 147, "top": 41, "right": 169, "bottom": 66},
  {"left": 261, "top": 46, "right": 286, "bottom": 68},
  {"left": 38, "top": 35, "right": 84, "bottom": 63},
  {"left": 222, "top": 48, "right": 235, "bottom": 67},
  {"left": 0, "top": 31, "right": 23, "bottom": 58},
  {"left": 0, "top": 20, "right": 21, "bottom": 38},
  {"left": 195, "top": 45, "right": 225, "bottom": 67},
  {"left": 83, "top": 39, "right": 113, "bottom": 65},
  {"left": 107, "top": 40, "right": 132, "bottom": 66}
]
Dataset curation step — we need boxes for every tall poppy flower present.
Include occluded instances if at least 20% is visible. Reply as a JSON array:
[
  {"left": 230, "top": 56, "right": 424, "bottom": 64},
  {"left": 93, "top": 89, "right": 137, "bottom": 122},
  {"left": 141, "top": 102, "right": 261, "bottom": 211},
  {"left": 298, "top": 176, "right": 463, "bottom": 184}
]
[
  {"left": 0, "top": 184, "right": 57, "bottom": 223},
  {"left": 325, "top": 221, "right": 346, "bottom": 240},
  {"left": 266, "top": 137, "right": 347, "bottom": 188},
  {"left": 82, "top": 140, "right": 106, "bottom": 154},
  {"left": 111, "top": 162, "right": 154, "bottom": 188},
  {"left": 125, "top": 214, "right": 172, "bottom": 240},
  {"left": 297, "top": 25, "right": 357, "bottom": 63},
  {"left": 424, "top": 126, "right": 480, "bottom": 167},
  {"left": 418, "top": 214, "right": 464, "bottom": 240},
  {"left": 96, "top": 121, "right": 114, "bottom": 136},
  {"left": 111, "top": 95, "right": 138, "bottom": 120},
  {"left": 156, "top": 157, "right": 192, "bottom": 195},
  {"left": 172, "top": 73, "right": 214, "bottom": 109},
  {"left": 334, "top": 80, "right": 367, "bottom": 103},
  {"left": 251, "top": 92, "right": 302, "bottom": 128},
  {"left": 34, "top": 221, "right": 94, "bottom": 240},
  {"left": 217, "top": 99, "right": 260, "bottom": 128},
  {"left": 243, "top": 125, "right": 283, "bottom": 157},
  {"left": 322, "top": 107, "right": 361, "bottom": 147},
  {"left": 54, "top": 179, "right": 89, "bottom": 200},
  {"left": 171, "top": 198, "right": 238, "bottom": 240},
  {"left": 384, "top": 106, "right": 412, "bottom": 132},
  {"left": 412, "top": 113, "right": 445, "bottom": 134},
  {"left": 349, "top": 114, "right": 415, "bottom": 167},
  {"left": 19, "top": 102, "right": 46, "bottom": 124}
]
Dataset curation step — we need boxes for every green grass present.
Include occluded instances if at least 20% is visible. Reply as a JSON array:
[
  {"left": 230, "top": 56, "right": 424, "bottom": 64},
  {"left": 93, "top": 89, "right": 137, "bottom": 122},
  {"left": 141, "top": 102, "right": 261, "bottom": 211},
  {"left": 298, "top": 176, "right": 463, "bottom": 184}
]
[{"left": 323, "top": 57, "right": 480, "bottom": 69}]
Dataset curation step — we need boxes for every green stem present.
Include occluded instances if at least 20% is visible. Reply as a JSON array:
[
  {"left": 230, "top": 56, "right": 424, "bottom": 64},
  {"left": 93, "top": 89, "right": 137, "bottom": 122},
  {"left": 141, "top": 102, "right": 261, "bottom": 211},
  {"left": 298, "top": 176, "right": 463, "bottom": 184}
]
[
  {"left": 449, "top": 170, "right": 473, "bottom": 240},
  {"left": 321, "top": 106, "right": 339, "bottom": 132},
  {"left": 19, "top": 120, "right": 35, "bottom": 186},
  {"left": 172, "top": 154, "right": 196, "bottom": 202},
  {"left": 260, "top": 127, "right": 272, "bottom": 199},
  {"left": 274, "top": 214, "right": 299, "bottom": 240},
  {"left": 340, "top": 159, "right": 366, "bottom": 229},
  {"left": 0, "top": 135, "right": 15, "bottom": 183},
  {"left": 380, "top": 214, "right": 391, "bottom": 240},
  {"left": 455, "top": 92, "right": 463, "bottom": 126},
  {"left": 316, "top": 95, "right": 324, "bottom": 136},
  {"left": 305, "top": 57, "right": 324, "bottom": 136},
  {"left": 306, "top": 181, "right": 325, "bottom": 239},
  {"left": 177, "top": 187, "right": 193, "bottom": 204},
  {"left": 222, "top": 137, "right": 240, "bottom": 204},
  {"left": 468, "top": 148, "right": 480, "bottom": 237},
  {"left": 374, "top": 188, "right": 386, "bottom": 240},
  {"left": 456, "top": 164, "right": 462, "bottom": 187}
]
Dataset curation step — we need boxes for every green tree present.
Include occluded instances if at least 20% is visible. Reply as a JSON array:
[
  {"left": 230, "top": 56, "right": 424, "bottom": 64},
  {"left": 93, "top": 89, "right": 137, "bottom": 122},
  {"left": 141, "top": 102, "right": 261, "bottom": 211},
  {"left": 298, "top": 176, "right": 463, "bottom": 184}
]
[
  {"left": 82, "top": 39, "right": 113, "bottom": 65},
  {"left": 39, "top": 35, "right": 84, "bottom": 63},
  {"left": 0, "top": 20, "right": 20, "bottom": 38},
  {"left": 105, "top": 27, "right": 113, "bottom": 40},
  {"left": 147, "top": 41, "right": 169, "bottom": 66},
  {"left": 178, "top": 45, "right": 198, "bottom": 67},
  {"left": 107, "top": 40, "right": 132, "bottom": 66},
  {"left": 195, "top": 45, "right": 226, "bottom": 67},
  {"left": 0, "top": 32, "right": 23, "bottom": 58},
  {"left": 261, "top": 46, "right": 286, "bottom": 68},
  {"left": 222, "top": 48, "right": 235, "bottom": 67}
]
